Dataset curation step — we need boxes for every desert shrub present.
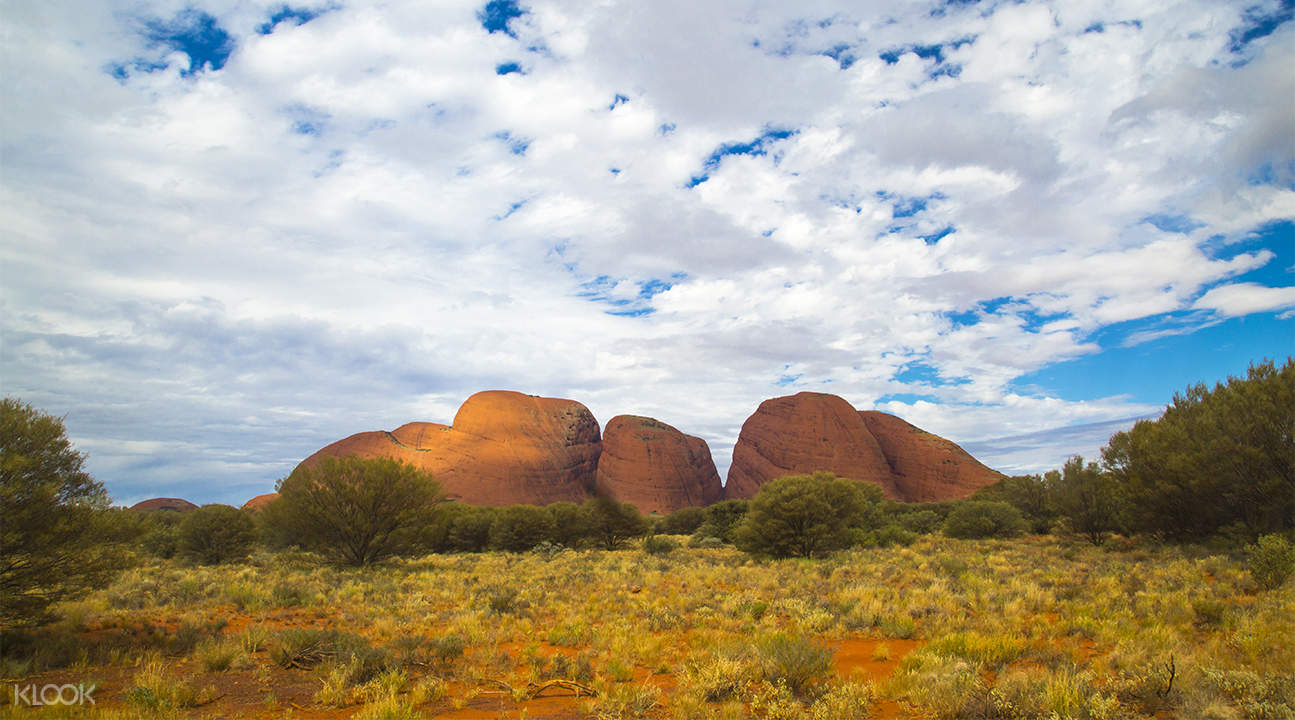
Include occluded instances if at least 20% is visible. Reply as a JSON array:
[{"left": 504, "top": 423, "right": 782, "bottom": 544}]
[
  {"left": 478, "top": 585, "right": 527, "bottom": 615},
  {"left": 656, "top": 506, "right": 707, "bottom": 535},
  {"left": 694, "top": 499, "right": 749, "bottom": 544},
  {"left": 809, "top": 681, "right": 876, "bottom": 720},
  {"left": 177, "top": 504, "right": 258, "bottom": 564},
  {"left": 195, "top": 637, "right": 248, "bottom": 672},
  {"left": 642, "top": 534, "right": 680, "bottom": 555},
  {"left": 888, "top": 651, "right": 990, "bottom": 719},
  {"left": 690, "top": 535, "right": 725, "bottom": 549},
  {"left": 1046, "top": 456, "right": 1124, "bottom": 545},
  {"left": 583, "top": 497, "right": 650, "bottom": 549},
  {"left": 125, "top": 654, "right": 213, "bottom": 709},
  {"left": 1, "top": 398, "right": 135, "bottom": 628},
  {"left": 1104, "top": 359, "right": 1294, "bottom": 540},
  {"left": 1247, "top": 534, "right": 1295, "bottom": 590},
  {"left": 896, "top": 509, "right": 943, "bottom": 535},
  {"left": 137, "top": 511, "right": 183, "bottom": 558},
  {"left": 863, "top": 524, "right": 919, "bottom": 548},
  {"left": 972, "top": 474, "right": 1058, "bottom": 534},
  {"left": 943, "top": 500, "right": 1028, "bottom": 539},
  {"left": 488, "top": 504, "right": 556, "bottom": 552},
  {"left": 270, "top": 628, "right": 374, "bottom": 669},
  {"left": 682, "top": 653, "right": 755, "bottom": 701},
  {"left": 546, "top": 501, "right": 591, "bottom": 547},
  {"left": 756, "top": 632, "right": 835, "bottom": 698},
  {"left": 735, "top": 472, "right": 876, "bottom": 558},
  {"left": 446, "top": 505, "right": 496, "bottom": 552},
  {"left": 262, "top": 455, "right": 443, "bottom": 566}
]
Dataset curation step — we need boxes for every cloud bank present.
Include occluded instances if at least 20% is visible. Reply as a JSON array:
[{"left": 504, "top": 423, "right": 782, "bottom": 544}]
[{"left": 2, "top": 0, "right": 1291, "bottom": 505}]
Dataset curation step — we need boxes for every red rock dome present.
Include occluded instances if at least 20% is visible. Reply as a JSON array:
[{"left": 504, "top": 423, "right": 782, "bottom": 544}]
[{"left": 596, "top": 415, "right": 723, "bottom": 514}]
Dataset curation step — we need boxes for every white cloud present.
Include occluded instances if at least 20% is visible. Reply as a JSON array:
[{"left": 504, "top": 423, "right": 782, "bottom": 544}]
[
  {"left": 1195, "top": 283, "right": 1295, "bottom": 317},
  {"left": 1, "top": 0, "right": 1292, "bottom": 503}
]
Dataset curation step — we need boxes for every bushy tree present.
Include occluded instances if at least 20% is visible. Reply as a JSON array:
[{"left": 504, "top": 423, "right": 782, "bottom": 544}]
[
  {"left": 446, "top": 505, "right": 496, "bottom": 552},
  {"left": 733, "top": 472, "right": 877, "bottom": 558},
  {"left": 262, "top": 455, "right": 444, "bottom": 566},
  {"left": 489, "top": 505, "right": 556, "bottom": 552},
  {"left": 942, "top": 500, "right": 1028, "bottom": 539},
  {"left": 693, "top": 499, "right": 749, "bottom": 543},
  {"left": 1047, "top": 456, "right": 1123, "bottom": 545},
  {"left": 178, "top": 504, "right": 258, "bottom": 563},
  {"left": 545, "top": 501, "right": 589, "bottom": 547},
  {"left": 1246, "top": 534, "right": 1295, "bottom": 590},
  {"left": 1, "top": 398, "right": 132, "bottom": 628},
  {"left": 582, "top": 497, "right": 649, "bottom": 549},
  {"left": 1103, "top": 359, "right": 1294, "bottom": 541},
  {"left": 656, "top": 506, "right": 707, "bottom": 535},
  {"left": 972, "top": 474, "right": 1058, "bottom": 534}
]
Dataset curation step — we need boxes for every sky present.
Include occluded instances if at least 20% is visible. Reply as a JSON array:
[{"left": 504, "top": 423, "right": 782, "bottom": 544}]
[{"left": 2, "top": 0, "right": 1292, "bottom": 507}]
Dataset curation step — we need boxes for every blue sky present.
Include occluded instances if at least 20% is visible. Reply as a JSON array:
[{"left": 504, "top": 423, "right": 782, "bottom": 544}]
[{"left": 1, "top": 0, "right": 1292, "bottom": 505}]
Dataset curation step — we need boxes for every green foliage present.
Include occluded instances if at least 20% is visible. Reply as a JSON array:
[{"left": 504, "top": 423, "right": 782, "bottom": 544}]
[
  {"left": 444, "top": 504, "right": 496, "bottom": 552},
  {"left": 270, "top": 628, "right": 375, "bottom": 670},
  {"left": 1047, "top": 456, "right": 1124, "bottom": 545},
  {"left": 895, "top": 508, "right": 943, "bottom": 535},
  {"left": 582, "top": 497, "right": 649, "bottom": 549},
  {"left": 262, "top": 455, "right": 444, "bottom": 566},
  {"left": 545, "top": 501, "right": 589, "bottom": 548},
  {"left": 942, "top": 500, "right": 1028, "bottom": 539},
  {"left": 734, "top": 472, "right": 876, "bottom": 558},
  {"left": 972, "top": 474, "right": 1058, "bottom": 534},
  {"left": 1246, "top": 534, "right": 1295, "bottom": 590},
  {"left": 137, "top": 511, "right": 183, "bottom": 558},
  {"left": 488, "top": 504, "right": 555, "bottom": 552},
  {"left": 0, "top": 397, "right": 134, "bottom": 628},
  {"left": 755, "top": 632, "right": 835, "bottom": 698},
  {"left": 1103, "top": 358, "right": 1294, "bottom": 541},
  {"left": 691, "top": 498, "right": 749, "bottom": 544},
  {"left": 642, "top": 534, "right": 680, "bottom": 555},
  {"left": 656, "top": 505, "right": 707, "bottom": 535},
  {"left": 178, "top": 504, "right": 258, "bottom": 564},
  {"left": 865, "top": 524, "right": 919, "bottom": 548}
]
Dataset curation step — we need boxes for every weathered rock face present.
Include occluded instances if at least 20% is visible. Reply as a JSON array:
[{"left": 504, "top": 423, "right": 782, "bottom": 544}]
[
  {"left": 299, "top": 391, "right": 602, "bottom": 506},
  {"left": 129, "top": 497, "right": 198, "bottom": 512},
  {"left": 725, "top": 392, "right": 1001, "bottom": 502},
  {"left": 725, "top": 392, "right": 897, "bottom": 500},
  {"left": 859, "top": 411, "right": 1002, "bottom": 502},
  {"left": 596, "top": 415, "right": 723, "bottom": 514},
  {"left": 241, "top": 493, "right": 279, "bottom": 513}
]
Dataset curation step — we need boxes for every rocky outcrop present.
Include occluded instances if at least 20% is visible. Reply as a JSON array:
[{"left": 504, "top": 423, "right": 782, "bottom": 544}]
[
  {"left": 298, "top": 390, "right": 601, "bottom": 506},
  {"left": 241, "top": 492, "right": 279, "bottom": 512},
  {"left": 725, "top": 393, "right": 898, "bottom": 500},
  {"left": 596, "top": 415, "right": 723, "bottom": 514},
  {"left": 129, "top": 497, "right": 198, "bottom": 512},
  {"left": 859, "top": 411, "right": 1002, "bottom": 502},
  {"left": 725, "top": 392, "right": 1001, "bottom": 502}
]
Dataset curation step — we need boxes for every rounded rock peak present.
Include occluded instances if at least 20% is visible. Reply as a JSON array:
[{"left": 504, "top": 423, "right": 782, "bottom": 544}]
[
  {"left": 129, "top": 497, "right": 198, "bottom": 512},
  {"left": 241, "top": 492, "right": 279, "bottom": 513},
  {"left": 452, "top": 390, "right": 600, "bottom": 445}
]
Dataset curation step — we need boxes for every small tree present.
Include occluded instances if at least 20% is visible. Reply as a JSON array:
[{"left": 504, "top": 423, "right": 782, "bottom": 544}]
[
  {"left": 262, "top": 455, "right": 444, "bottom": 566},
  {"left": 178, "top": 504, "right": 258, "bottom": 564},
  {"left": 546, "top": 501, "right": 590, "bottom": 547},
  {"left": 583, "top": 497, "right": 649, "bottom": 549},
  {"left": 942, "top": 501, "right": 1028, "bottom": 539},
  {"left": 694, "top": 499, "right": 749, "bottom": 543},
  {"left": 1, "top": 398, "right": 132, "bottom": 628},
  {"left": 489, "top": 505, "right": 556, "bottom": 552},
  {"left": 1247, "top": 534, "right": 1295, "bottom": 590},
  {"left": 656, "top": 506, "right": 707, "bottom": 535},
  {"left": 1047, "top": 456, "right": 1123, "bottom": 545},
  {"left": 733, "top": 472, "right": 872, "bottom": 558}
]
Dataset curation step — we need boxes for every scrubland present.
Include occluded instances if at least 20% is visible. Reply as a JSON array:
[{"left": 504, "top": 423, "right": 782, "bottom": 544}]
[{"left": 3, "top": 535, "right": 1292, "bottom": 720}]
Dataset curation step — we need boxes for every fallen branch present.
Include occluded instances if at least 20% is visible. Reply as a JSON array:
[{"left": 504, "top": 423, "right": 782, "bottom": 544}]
[
  {"left": 1157, "top": 656, "right": 1175, "bottom": 699},
  {"left": 481, "top": 678, "right": 598, "bottom": 700}
]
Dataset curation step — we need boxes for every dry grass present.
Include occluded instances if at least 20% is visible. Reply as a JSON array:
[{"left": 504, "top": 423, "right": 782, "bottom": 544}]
[{"left": 2, "top": 535, "right": 1291, "bottom": 719}]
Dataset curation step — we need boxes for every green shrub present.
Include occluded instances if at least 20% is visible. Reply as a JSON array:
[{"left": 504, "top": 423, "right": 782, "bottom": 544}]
[
  {"left": 693, "top": 499, "right": 749, "bottom": 544},
  {"left": 943, "top": 501, "right": 1029, "bottom": 539},
  {"left": 756, "top": 632, "right": 835, "bottom": 698},
  {"left": 583, "top": 497, "right": 649, "bottom": 549},
  {"left": 642, "top": 534, "right": 680, "bottom": 556},
  {"left": 178, "top": 504, "right": 257, "bottom": 564},
  {"left": 656, "top": 506, "right": 707, "bottom": 535},
  {"left": 734, "top": 472, "right": 879, "bottom": 558},
  {"left": 1247, "top": 534, "right": 1295, "bottom": 590},
  {"left": 488, "top": 505, "right": 556, "bottom": 552}
]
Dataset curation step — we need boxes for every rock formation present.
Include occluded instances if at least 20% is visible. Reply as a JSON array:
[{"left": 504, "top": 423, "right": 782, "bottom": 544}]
[
  {"left": 725, "top": 392, "right": 898, "bottom": 500},
  {"left": 298, "top": 390, "right": 602, "bottom": 506},
  {"left": 596, "top": 415, "right": 723, "bottom": 514},
  {"left": 725, "top": 392, "right": 1000, "bottom": 502},
  {"left": 859, "top": 410, "right": 1002, "bottom": 503},
  {"left": 241, "top": 492, "right": 279, "bottom": 512},
  {"left": 129, "top": 497, "right": 198, "bottom": 512}
]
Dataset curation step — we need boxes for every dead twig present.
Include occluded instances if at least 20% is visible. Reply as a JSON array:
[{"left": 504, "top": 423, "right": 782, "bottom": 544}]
[
  {"left": 1157, "top": 655, "right": 1175, "bottom": 699},
  {"left": 481, "top": 678, "right": 598, "bottom": 700}
]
